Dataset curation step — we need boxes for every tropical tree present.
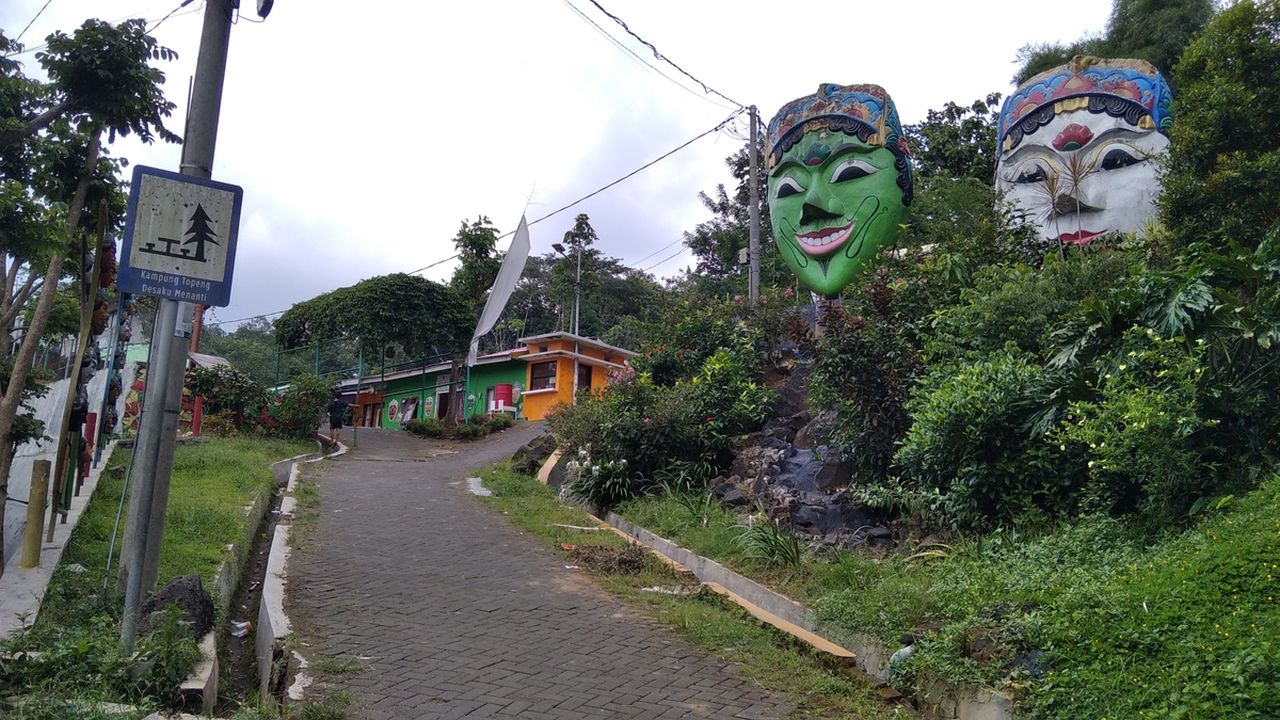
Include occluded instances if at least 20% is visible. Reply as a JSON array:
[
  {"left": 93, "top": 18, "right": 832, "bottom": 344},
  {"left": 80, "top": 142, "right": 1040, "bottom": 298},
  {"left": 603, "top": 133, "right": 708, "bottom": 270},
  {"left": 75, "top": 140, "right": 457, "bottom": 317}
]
[
  {"left": 198, "top": 316, "right": 282, "bottom": 386},
  {"left": 0, "top": 20, "right": 179, "bottom": 571},
  {"left": 275, "top": 273, "right": 470, "bottom": 361},
  {"left": 905, "top": 94, "right": 1002, "bottom": 185},
  {"left": 548, "top": 213, "right": 597, "bottom": 332},
  {"left": 1013, "top": 0, "right": 1214, "bottom": 82},
  {"left": 449, "top": 216, "right": 501, "bottom": 317},
  {"left": 682, "top": 142, "right": 788, "bottom": 297},
  {"left": 1161, "top": 0, "right": 1280, "bottom": 251}
]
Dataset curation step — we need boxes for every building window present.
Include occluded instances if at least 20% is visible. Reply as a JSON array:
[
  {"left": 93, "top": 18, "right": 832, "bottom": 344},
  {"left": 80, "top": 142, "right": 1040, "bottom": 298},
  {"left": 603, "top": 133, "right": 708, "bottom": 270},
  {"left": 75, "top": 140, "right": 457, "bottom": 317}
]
[{"left": 530, "top": 361, "right": 557, "bottom": 391}]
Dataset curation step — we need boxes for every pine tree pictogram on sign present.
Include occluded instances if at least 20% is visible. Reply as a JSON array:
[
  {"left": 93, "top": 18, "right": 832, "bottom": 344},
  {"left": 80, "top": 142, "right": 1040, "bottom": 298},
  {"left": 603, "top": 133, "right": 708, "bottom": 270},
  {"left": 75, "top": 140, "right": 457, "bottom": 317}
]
[{"left": 183, "top": 204, "right": 219, "bottom": 262}]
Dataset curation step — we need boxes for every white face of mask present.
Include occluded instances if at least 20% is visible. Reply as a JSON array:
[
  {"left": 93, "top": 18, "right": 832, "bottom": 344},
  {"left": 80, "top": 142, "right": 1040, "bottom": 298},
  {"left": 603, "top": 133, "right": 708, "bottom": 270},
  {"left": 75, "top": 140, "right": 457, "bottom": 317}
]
[{"left": 996, "top": 110, "right": 1169, "bottom": 244}]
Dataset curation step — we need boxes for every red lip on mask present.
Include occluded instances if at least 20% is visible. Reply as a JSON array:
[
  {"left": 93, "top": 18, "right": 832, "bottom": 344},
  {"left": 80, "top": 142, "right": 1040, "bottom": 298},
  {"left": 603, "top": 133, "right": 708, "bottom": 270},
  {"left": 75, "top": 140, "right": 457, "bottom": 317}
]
[
  {"left": 796, "top": 220, "right": 855, "bottom": 257},
  {"left": 1056, "top": 229, "right": 1104, "bottom": 245}
]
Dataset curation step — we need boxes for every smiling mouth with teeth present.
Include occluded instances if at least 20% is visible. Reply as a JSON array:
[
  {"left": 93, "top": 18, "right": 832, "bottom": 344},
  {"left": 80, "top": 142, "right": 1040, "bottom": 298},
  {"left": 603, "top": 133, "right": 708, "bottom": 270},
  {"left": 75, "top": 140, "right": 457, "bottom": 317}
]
[{"left": 795, "top": 220, "right": 855, "bottom": 257}]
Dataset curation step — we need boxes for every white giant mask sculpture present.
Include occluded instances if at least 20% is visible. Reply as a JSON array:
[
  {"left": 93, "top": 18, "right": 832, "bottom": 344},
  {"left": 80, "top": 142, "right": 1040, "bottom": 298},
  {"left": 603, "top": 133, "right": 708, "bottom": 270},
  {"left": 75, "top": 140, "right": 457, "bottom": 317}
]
[{"left": 996, "top": 57, "right": 1174, "bottom": 245}]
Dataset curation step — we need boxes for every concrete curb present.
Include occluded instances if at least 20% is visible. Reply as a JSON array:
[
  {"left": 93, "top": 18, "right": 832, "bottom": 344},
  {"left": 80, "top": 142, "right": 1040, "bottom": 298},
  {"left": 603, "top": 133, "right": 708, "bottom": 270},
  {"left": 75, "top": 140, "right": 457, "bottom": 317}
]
[
  {"left": 256, "top": 443, "right": 347, "bottom": 703},
  {"left": 0, "top": 439, "right": 119, "bottom": 642},
  {"left": 600, "top": 511, "right": 1014, "bottom": 720}
]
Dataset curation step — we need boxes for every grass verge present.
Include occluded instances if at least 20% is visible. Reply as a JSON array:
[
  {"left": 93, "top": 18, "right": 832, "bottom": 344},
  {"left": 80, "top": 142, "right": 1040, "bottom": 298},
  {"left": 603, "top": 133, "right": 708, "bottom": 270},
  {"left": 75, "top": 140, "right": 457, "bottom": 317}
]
[
  {"left": 1, "top": 436, "right": 313, "bottom": 716},
  {"left": 478, "top": 462, "right": 897, "bottom": 720},
  {"left": 616, "top": 479, "right": 1280, "bottom": 719}
]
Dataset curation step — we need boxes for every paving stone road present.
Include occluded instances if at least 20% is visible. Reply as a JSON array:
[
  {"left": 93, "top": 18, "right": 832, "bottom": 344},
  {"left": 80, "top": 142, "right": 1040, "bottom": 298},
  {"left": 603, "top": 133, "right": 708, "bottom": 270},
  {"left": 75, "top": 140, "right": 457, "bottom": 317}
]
[{"left": 285, "top": 425, "right": 793, "bottom": 719}]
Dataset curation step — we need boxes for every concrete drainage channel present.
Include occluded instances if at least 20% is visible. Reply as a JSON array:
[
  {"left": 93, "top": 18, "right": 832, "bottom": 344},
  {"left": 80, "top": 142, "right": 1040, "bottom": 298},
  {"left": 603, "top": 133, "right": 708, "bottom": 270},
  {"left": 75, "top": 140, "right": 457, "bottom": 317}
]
[
  {"left": 252, "top": 444, "right": 347, "bottom": 706},
  {"left": 175, "top": 443, "right": 342, "bottom": 715}
]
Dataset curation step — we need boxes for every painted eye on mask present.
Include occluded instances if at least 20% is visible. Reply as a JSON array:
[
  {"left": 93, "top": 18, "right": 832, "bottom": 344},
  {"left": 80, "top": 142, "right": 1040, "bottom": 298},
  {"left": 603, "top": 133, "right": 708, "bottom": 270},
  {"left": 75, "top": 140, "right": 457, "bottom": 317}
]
[
  {"left": 830, "top": 158, "right": 878, "bottom": 183},
  {"left": 775, "top": 177, "right": 805, "bottom": 199},
  {"left": 1011, "top": 164, "right": 1047, "bottom": 184},
  {"left": 1100, "top": 146, "right": 1144, "bottom": 171}
]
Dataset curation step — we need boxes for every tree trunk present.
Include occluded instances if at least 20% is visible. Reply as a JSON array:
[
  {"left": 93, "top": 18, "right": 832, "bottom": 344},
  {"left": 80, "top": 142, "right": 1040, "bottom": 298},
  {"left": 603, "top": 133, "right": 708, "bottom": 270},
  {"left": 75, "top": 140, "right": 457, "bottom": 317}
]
[{"left": 0, "top": 132, "right": 99, "bottom": 575}]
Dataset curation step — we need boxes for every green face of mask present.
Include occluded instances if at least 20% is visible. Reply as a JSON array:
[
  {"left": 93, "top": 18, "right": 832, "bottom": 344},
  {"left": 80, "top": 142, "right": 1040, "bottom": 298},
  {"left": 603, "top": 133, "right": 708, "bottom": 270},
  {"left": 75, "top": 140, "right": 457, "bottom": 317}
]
[{"left": 767, "top": 130, "right": 908, "bottom": 298}]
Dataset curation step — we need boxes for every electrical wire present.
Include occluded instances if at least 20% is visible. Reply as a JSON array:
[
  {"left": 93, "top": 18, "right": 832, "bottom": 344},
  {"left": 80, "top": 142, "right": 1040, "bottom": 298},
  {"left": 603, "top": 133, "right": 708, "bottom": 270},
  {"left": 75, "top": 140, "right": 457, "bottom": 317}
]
[
  {"left": 14, "top": 0, "right": 55, "bottom": 42},
  {"left": 4, "top": 0, "right": 203, "bottom": 57},
  {"left": 628, "top": 236, "right": 683, "bottom": 267},
  {"left": 522, "top": 109, "right": 744, "bottom": 232},
  {"left": 641, "top": 246, "right": 688, "bottom": 273},
  {"left": 203, "top": 111, "right": 742, "bottom": 329},
  {"left": 148, "top": 0, "right": 198, "bottom": 32},
  {"left": 559, "top": 0, "right": 735, "bottom": 112},
  {"left": 203, "top": 308, "right": 285, "bottom": 327},
  {"left": 585, "top": 0, "right": 743, "bottom": 109}
]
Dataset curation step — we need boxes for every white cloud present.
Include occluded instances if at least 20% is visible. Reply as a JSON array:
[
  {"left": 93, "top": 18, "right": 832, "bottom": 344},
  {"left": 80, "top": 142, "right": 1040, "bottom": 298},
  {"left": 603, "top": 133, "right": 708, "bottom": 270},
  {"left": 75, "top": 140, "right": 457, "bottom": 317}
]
[{"left": 2, "top": 0, "right": 1115, "bottom": 325}]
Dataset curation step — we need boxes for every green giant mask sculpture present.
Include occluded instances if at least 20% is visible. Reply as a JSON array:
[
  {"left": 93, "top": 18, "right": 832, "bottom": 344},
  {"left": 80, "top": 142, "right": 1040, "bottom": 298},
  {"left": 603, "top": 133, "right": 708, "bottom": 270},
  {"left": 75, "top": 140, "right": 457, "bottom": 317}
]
[{"left": 766, "top": 84, "right": 913, "bottom": 298}]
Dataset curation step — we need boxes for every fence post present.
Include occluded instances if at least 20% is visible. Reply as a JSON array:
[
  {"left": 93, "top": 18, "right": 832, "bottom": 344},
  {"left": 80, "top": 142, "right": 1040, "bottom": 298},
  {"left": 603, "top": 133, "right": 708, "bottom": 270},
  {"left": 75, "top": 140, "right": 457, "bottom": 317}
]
[{"left": 19, "top": 461, "right": 51, "bottom": 568}]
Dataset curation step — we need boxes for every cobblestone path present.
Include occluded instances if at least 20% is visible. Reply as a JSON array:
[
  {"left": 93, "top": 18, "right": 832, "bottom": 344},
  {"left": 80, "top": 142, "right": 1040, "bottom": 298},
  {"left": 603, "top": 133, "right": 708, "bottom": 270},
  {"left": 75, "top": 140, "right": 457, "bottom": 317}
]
[{"left": 286, "top": 425, "right": 792, "bottom": 719}]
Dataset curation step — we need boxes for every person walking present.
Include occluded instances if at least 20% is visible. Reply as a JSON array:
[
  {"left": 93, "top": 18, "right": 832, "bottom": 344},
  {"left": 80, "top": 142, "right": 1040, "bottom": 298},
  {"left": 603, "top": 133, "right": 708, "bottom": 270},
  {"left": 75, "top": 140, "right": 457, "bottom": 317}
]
[{"left": 327, "top": 391, "right": 348, "bottom": 446}]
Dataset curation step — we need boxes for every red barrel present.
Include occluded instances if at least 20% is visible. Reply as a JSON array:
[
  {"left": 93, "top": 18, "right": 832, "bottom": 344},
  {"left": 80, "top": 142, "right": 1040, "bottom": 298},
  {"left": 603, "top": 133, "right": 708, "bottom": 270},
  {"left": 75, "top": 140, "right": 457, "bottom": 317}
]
[{"left": 494, "top": 384, "right": 514, "bottom": 409}]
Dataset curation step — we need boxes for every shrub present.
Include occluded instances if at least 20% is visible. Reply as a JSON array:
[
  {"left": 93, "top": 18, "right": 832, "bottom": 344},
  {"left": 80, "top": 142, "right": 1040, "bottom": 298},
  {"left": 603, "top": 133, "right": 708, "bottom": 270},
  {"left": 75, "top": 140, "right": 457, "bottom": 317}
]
[
  {"left": 925, "top": 248, "right": 1136, "bottom": 364},
  {"left": 271, "top": 373, "right": 332, "bottom": 439},
  {"left": 550, "top": 333, "right": 773, "bottom": 510},
  {"left": 1054, "top": 328, "right": 1212, "bottom": 521},
  {"left": 896, "top": 350, "right": 1081, "bottom": 529},
  {"left": 403, "top": 417, "right": 445, "bottom": 438},
  {"left": 454, "top": 422, "right": 487, "bottom": 441},
  {"left": 809, "top": 291, "right": 921, "bottom": 485},
  {"left": 566, "top": 448, "right": 637, "bottom": 508},
  {"left": 187, "top": 364, "right": 267, "bottom": 427},
  {"left": 735, "top": 521, "right": 803, "bottom": 566},
  {"left": 485, "top": 413, "right": 515, "bottom": 431},
  {"left": 200, "top": 410, "right": 240, "bottom": 437},
  {"left": 627, "top": 291, "right": 790, "bottom": 387}
]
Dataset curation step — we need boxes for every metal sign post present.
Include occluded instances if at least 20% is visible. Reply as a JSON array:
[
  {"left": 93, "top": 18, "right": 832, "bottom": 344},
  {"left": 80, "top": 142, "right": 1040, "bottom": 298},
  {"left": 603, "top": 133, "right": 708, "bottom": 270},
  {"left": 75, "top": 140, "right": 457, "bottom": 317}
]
[{"left": 119, "top": 0, "right": 241, "bottom": 651}]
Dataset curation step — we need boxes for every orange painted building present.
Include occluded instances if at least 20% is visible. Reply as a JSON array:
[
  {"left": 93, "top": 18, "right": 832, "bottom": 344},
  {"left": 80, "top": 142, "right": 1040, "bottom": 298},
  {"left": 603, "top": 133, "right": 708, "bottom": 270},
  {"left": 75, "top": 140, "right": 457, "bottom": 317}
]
[{"left": 517, "top": 332, "right": 636, "bottom": 421}]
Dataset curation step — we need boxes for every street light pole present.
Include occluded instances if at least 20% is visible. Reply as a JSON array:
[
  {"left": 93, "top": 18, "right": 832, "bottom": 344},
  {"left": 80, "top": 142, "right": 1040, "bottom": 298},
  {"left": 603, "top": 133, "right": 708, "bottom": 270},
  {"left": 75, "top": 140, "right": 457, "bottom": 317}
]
[
  {"left": 573, "top": 242, "right": 581, "bottom": 336},
  {"left": 551, "top": 242, "right": 582, "bottom": 336}
]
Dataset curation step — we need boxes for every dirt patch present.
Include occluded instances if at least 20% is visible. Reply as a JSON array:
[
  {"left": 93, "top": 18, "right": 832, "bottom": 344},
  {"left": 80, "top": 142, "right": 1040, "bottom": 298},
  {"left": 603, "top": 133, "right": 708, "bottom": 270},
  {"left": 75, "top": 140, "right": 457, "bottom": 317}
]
[{"left": 566, "top": 544, "right": 650, "bottom": 574}]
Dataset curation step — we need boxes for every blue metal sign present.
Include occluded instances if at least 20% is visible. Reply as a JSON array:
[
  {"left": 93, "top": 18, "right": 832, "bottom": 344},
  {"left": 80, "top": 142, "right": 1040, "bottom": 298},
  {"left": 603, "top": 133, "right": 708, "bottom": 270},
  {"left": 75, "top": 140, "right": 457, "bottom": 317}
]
[{"left": 118, "top": 165, "right": 243, "bottom": 307}]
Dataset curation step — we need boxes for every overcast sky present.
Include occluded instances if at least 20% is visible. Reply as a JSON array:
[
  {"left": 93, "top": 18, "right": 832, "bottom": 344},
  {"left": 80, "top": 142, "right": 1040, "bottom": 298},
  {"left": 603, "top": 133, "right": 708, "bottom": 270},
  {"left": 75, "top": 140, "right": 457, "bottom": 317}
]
[{"left": 2, "top": 0, "right": 1115, "bottom": 328}]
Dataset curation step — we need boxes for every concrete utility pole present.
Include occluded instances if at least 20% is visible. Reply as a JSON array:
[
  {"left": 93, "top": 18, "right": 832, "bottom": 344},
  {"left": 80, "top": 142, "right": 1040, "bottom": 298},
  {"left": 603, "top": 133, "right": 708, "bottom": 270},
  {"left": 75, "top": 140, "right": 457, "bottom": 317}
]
[
  {"left": 747, "top": 105, "right": 761, "bottom": 303},
  {"left": 121, "top": 0, "right": 235, "bottom": 650}
]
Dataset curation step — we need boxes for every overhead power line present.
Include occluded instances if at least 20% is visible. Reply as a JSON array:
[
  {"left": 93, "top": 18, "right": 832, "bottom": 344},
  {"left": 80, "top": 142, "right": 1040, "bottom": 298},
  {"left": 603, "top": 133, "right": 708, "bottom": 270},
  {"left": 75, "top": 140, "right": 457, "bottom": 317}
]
[
  {"left": 521, "top": 108, "right": 744, "bottom": 232},
  {"left": 629, "top": 236, "right": 683, "bottom": 268},
  {"left": 559, "top": 0, "right": 735, "bottom": 112},
  {"left": 4, "top": 0, "right": 204, "bottom": 58},
  {"left": 585, "top": 0, "right": 743, "bottom": 109},
  {"left": 149, "top": 0, "right": 198, "bottom": 32},
  {"left": 203, "top": 308, "right": 284, "bottom": 327},
  {"left": 642, "top": 247, "right": 688, "bottom": 273},
  {"left": 211, "top": 109, "right": 743, "bottom": 329},
  {"left": 15, "top": 0, "right": 55, "bottom": 42}
]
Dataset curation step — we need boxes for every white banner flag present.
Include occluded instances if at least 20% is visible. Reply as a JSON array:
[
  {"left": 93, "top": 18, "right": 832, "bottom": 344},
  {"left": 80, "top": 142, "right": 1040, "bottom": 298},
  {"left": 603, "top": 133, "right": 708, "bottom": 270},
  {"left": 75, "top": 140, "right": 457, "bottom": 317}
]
[{"left": 467, "top": 214, "right": 531, "bottom": 366}]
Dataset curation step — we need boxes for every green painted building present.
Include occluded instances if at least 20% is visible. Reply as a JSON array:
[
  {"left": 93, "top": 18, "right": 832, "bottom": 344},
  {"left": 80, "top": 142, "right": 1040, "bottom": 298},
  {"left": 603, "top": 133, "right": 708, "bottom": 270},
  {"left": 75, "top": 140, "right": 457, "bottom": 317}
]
[{"left": 338, "top": 350, "right": 528, "bottom": 429}]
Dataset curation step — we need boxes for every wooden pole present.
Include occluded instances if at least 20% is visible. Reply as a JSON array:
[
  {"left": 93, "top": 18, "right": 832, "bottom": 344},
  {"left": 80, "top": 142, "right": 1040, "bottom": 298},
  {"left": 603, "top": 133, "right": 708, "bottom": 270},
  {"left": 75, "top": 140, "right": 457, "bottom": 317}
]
[
  {"left": 19, "top": 460, "right": 50, "bottom": 568},
  {"left": 47, "top": 208, "right": 107, "bottom": 539}
]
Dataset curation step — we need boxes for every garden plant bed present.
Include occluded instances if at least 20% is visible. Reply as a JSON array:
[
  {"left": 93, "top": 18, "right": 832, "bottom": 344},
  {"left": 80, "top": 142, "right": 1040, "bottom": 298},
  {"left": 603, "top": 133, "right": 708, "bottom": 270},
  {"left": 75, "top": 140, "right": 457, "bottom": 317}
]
[{"left": 0, "top": 436, "right": 313, "bottom": 718}]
